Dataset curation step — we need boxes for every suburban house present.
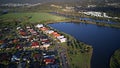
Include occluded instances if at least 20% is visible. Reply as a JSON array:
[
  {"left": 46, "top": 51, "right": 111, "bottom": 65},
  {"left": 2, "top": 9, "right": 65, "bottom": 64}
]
[
  {"left": 16, "top": 45, "right": 22, "bottom": 49},
  {"left": 40, "top": 36, "right": 48, "bottom": 41},
  {"left": 0, "top": 40, "right": 4, "bottom": 45},
  {"left": 45, "top": 30, "right": 54, "bottom": 34},
  {"left": 57, "top": 36, "right": 64, "bottom": 39},
  {"left": 31, "top": 41, "right": 39, "bottom": 48},
  {"left": 33, "top": 53, "right": 41, "bottom": 60},
  {"left": 41, "top": 39, "right": 49, "bottom": 44},
  {"left": 59, "top": 38, "right": 67, "bottom": 43},
  {"left": 36, "top": 24, "right": 67, "bottom": 43},
  {"left": 26, "top": 26, "right": 31, "bottom": 29},
  {"left": 36, "top": 24, "right": 43, "bottom": 28},
  {"left": 0, "top": 53, "right": 11, "bottom": 63},
  {"left": 13, "top": 39, "right": 19, "bottom": 43},
  {"left": 41, "top": 43, "right": 50, "bottom": 49},
  {"left": 11, "top": 55, "right": 20, "bottom": 62},
  {"left": 40, "top": 27, "right": 48, "bottom": 31},
  {"left": 16, "top": 27, "right": 21, "bottom": 30},
  {"left": 19, "top": 31, "right": 27, "bottom": 36},
  {"left": 51, "top": 32, "right": 61, "bottom": 38},
  {"left": 28, "top": 28, "right": 38, "bottom": 35},
  {"left": 57, "top": 35, "right": 67, "bottom": 43},
  {"left": 0, "top": 43, "right": 7, "bottom": 48},
  {"left": 19, "top": 29, "right": 31, "bottom": 39},
  {"left": 39, "top": 36, "right": 51, "bottom": 49},
  {"left": 43, "top": 58, "right": 55, "bottom": 65},
  {"left": 28, "top": 28, "right": 34, "bottom": 33}
]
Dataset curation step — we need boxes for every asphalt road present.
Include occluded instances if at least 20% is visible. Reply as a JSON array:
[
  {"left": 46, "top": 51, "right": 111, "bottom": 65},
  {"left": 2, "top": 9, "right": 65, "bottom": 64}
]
[{"left": 54, "top": 42, "right": 69, "bottom": 68}]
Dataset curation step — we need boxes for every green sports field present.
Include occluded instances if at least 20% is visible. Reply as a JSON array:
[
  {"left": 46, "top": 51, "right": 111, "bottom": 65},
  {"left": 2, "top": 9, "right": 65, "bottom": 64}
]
[{"left": 0, "top": 13, "right": 67, "bottom": 23}]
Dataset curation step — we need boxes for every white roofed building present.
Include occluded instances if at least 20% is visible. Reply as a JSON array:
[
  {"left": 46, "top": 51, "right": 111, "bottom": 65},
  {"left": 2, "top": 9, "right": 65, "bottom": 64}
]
[
  {"left": 57, "top": 36, "right": 64, "bottom": 39},
  {"left": 45, "top": 30, "right": 54, "bottom": 34},
  {"left": 59, "top": 38, "right": 67, "bottom": 43},
  {"left": 41, "top": 43, "right": 50, "bottom": 49},
  {"left": 36, "top": 24, "right": 43, "bottom": 28}
]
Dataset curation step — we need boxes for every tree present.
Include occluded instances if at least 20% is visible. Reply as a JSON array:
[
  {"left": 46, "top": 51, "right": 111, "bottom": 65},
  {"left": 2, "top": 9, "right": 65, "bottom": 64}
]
[{"left": 110, "top": 49, "right": 120, "bottom": 68}]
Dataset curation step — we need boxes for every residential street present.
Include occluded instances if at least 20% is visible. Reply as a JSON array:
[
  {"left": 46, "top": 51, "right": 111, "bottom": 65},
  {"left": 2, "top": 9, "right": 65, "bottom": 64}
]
[{"left": 54, "top": 41, "right": 69, "bottom": 68}]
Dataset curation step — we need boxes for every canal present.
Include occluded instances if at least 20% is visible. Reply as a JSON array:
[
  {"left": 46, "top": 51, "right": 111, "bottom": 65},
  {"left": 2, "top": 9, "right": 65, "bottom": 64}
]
[{"left": 49, "top": 22, "right": 120, "bottom": 68}]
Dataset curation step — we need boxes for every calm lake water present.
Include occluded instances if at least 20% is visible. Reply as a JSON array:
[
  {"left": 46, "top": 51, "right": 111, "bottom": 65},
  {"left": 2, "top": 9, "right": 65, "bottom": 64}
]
[{"left": 49, "top": 22, "right": 120, "bottom": 68}]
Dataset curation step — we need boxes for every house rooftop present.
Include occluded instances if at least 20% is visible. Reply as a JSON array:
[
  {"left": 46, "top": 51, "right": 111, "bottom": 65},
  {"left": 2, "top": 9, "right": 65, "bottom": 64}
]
[
  {"left": 44, "top": 58, "right": 55, "bottom": 64},
  {"left": 32, "top": 41, "right": 39, "bottom": 46}
]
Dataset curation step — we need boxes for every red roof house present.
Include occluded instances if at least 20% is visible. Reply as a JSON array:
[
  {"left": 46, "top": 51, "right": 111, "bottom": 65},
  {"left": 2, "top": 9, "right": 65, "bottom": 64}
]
[
  {"left": 0, "top": 40, "right": 4, "bottom": 45},
  {"left": 51, "top": 32, "right": 61, "bottom": 37},
  {"left": 51, "top": 32, "right": 58, "bottom": 35},
  {"left": 19, "top": 31, "right": 27, "bottom": 36},
  {"left": 31, "top": 41, "right": 39, "bottom": 48},
  {"left": 16, "top": 45, "right": 22, "bottom": 49},
  {"left": 44, "top": 58, "right": 55, "bottom": 65},
  {"left": 54, "top": 34, "right": 60, "bottom": 37},
  {"left": 40, "top": 27, "right": 48, "bottom": 31},
  {"left": 33, "top": 53, "right": 41, "bottom": 60},
  {"left": 13, "top": 39, "right": 18, "bottom": 43}
]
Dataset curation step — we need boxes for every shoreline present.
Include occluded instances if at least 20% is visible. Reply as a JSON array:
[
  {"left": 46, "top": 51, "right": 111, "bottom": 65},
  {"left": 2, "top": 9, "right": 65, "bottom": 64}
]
[
  {"left": 47, "top": 24, "right": 93, "bottom": 68},
  {"left": 110, "top": 48, "right": 120, "bottom": 68},
  {"left": 45, "top": 19, "right": 120, "bottom": 29}
]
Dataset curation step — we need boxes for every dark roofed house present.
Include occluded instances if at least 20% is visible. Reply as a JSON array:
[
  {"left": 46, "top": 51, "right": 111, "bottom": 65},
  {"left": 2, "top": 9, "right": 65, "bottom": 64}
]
[
  {"left": 16, "top": 45, "right": 22, "bottom": 49},
  {"left": 33, "top": 61, "right": 41, "bottom": 68},
  {"left": 0, "top": 53, "right": 11, "bottom": 64},
  {"left": 0, "top": 43, "right": 7, "bottom": 48},
  {"left": 33, "top": 53, "right": 41, "bottom": 60}
]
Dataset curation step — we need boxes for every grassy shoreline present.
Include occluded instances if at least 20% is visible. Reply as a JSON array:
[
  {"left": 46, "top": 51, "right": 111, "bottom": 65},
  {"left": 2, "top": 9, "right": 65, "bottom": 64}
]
[
  {"left": 61, "top": 32, "right": 93, "bottom": 68},
  {"left": 45, "top": 19, "right": 120, "bottom": 29},
  {"left": 47, "top": 25, "right": 93, "bottom": 68},
  {"left": 110, "top": 49, "right": 120, "bottom": 68}
]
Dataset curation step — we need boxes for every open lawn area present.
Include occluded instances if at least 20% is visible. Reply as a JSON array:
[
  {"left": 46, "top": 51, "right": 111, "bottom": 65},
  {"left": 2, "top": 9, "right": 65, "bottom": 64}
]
[
  {"left": 0, "top": 13, "right": 67, "bottom": 23},
  {"left": 69, "top": 53, "right": 91, "bottom": 68}
]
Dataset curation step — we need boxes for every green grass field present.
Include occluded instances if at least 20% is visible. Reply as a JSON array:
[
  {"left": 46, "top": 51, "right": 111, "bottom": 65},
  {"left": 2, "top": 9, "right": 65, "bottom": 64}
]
[
  {"left": 68, "top": 53, "right": 91, "bottom": 68},
  {"left": 60, "top": 35, "right": 92, "bottom": 68},
  {"left": 0, "top": 13, "right": 67, "bottom": 23}
]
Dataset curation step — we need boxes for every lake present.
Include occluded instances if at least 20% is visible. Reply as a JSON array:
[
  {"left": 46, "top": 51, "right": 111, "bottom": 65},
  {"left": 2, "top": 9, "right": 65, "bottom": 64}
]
[{"left": 49, "top": 22, "right": 120, "bottom": 68}]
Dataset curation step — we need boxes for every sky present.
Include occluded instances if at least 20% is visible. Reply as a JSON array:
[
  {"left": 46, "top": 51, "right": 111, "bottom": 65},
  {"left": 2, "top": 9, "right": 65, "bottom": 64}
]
[
  {"left": 0, "top": 0, "right": 119, "bottom": 4},
  {"left": 0, "top": 0, "right": 102, "bottom": 4}
]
